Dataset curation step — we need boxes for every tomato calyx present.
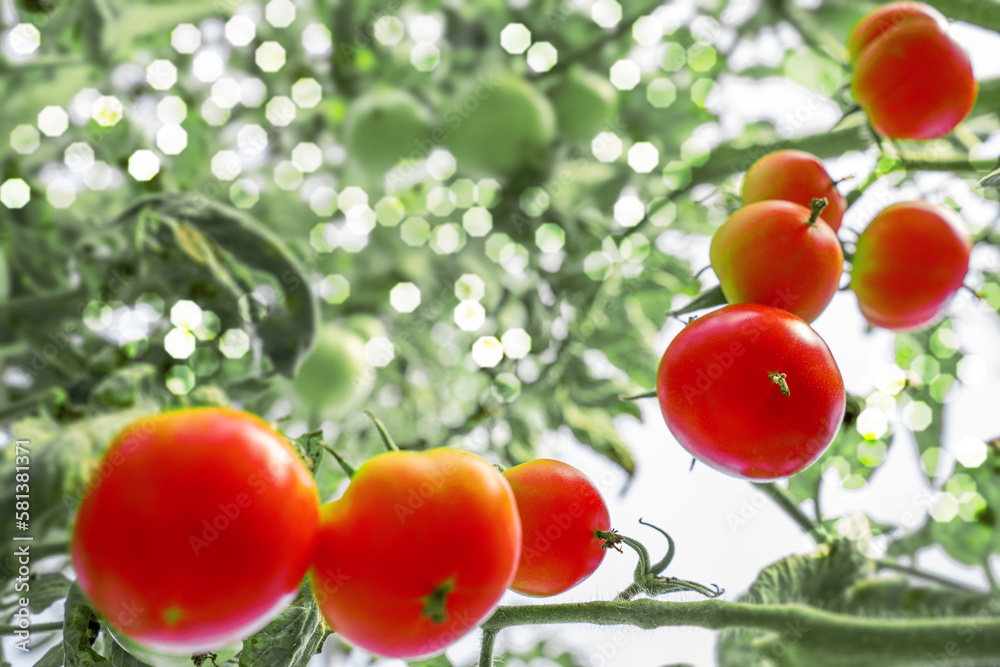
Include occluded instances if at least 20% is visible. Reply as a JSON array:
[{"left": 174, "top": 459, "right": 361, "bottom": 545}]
[
  {"left": 597, "top": 520, "right": 723, "bottom": 602},
  {"left": 768, "top": 372, "right": 791, "bottom": 397},
  {"left": 804, "top": 197, "right": 828, "bottom": 227},
  {"left": 421, "top": 579, "right": 455, "bottom": 624}
]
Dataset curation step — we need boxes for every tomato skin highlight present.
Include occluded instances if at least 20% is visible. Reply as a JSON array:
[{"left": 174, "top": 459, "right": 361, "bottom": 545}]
[
  {"left": 710, "top": 200, "right": 844, "bottom": 323},
  {"left": 503, "top": 459, "right": 611, "bottom": 597},
  {"left": 851, "top": 21, "right": 976, "bottom": 140},
  {"left": 310, "top": 448, "right": 521, "bottom": 659},
  {"left": 70, "top": 408, "right": 320, "bottom": 654},
  {"left": 741, "top": 150, "right": 846, "bottom": 232},
  {"left": 851, "top": 201, "right": 971, "bottom": 331},
  {"left": 656, "top": 304, "right": 846, "bottom": 480},
  {"left": 846, "top": 1, "right": 943, "bottom": 64}
]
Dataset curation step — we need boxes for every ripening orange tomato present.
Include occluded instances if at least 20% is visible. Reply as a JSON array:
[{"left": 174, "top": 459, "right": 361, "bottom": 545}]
[
  {"left": 710, "top": 200, "right": 844, "bottom": 323},
  {"left": 847, "top": 1, "right": 943, "bottom": 64},
  {"left": 851, "top": 201, "right": 971, "bottom": 331},
  {"left": 851, "top": 17, "right": 976, "bottom": 139},
  {"left": 741, "top": 150, "right": 846, "bottom": 232}
]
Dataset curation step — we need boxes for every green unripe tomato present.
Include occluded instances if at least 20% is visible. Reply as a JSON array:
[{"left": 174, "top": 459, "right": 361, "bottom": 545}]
[
  {"left": 445, "top": 75, "right": 556, "bottom": 176},
  {"left": 548, "top": 67, "right": 617, "bottom": 143},
  {"left": 343, "top": 90, "right": 434, "bottom": 175},
  {"left": 292, "top": 324, "right": 371, "bottom": 416},
  {"left": 342, "top": 313, "right": 387, "bottom": 341}
]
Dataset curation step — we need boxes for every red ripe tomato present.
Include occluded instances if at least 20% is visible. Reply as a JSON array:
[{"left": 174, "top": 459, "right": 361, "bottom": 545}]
[
  {"left": 741, "top": 150, "right": 846, "bottom": 232},
  {"left": 851, "top": 201, "right": 971, "bottom": 331},
  {"left": 656, "top": 304, "right": 846, "bottom": 480},
  {"left": 851, "top": 21, "right": 977, "bottom": 140},
  {"left": 71, "top": 408, "right": 320, "bottom": 654},
  {"left": 311, "top": 449, "right": 521, "bottom": 659},
  {"left": 709, "top": 200, "right": 844, "bottom": 323},
  {"left": 847, "top": 2, "right": 943, "bottom": 64},
  {"left": 503, "top": 459, "right": 611, "bottom": 597}
]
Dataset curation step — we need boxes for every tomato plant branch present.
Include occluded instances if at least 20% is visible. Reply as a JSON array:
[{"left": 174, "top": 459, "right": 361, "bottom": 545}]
[
  {"left": 753, "top": 482, "right": 828, "bottom": 543},
  {"left": 0, "top": 621, "right": 63, "bottom": 634},
  {"left": 480, "top": 599, "right": 1000, "bottom": 665},
  {"left": 873, "top": 558, "right": 986, "bottom": 595}
]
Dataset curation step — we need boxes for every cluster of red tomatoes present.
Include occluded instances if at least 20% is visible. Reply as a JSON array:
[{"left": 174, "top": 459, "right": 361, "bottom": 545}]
[
  {"left": 656, "top": 1, "right": 975, "bottom": 481},
  {"left": 70, "top": 408, "right": 612, "bottom": 660}
]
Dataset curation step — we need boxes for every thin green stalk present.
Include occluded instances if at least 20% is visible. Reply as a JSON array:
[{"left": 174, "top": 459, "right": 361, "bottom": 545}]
[
  {"left": 753, "top": 483, "right": 827, "bottom": 543},
  {"left": 0, "top": 621, "right": 63, "bottom": 635},
  {"left": 364, "top": 410, "right": 399, "bottom": 452},
  {"left": 874, "top": 559, "right": 985, "bottom": 595},
  {"left": 320, "top": 443, "right": 356, "bottom": 477}
]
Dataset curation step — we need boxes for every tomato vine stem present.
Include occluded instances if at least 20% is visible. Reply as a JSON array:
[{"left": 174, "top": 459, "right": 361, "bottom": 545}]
[{"left": 478, "top": 599, "right": 1000, "bottom": 666}]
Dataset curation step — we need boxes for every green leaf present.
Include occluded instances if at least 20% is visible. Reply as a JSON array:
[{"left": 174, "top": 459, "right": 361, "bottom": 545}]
[
  {"left": 717, "top": 540, "right": 868, "bottom": 667},
  {"left": 34, "top": 644, "right": 66, "bottom": 667},
  {"left": 889, "top": 440, "right": 1000, "bottom": 567},
  {"left": 292, "top": 430, "right": 326, "bottom": 474},
  {"left": 238, "top": 582, "right": 325, "bottom": 667},
  {"left": 63, "top": 583, "right": 110, "bottom": 666},
  {"left": 834, "top": 576, "right": 998, "bottom": 616},
  {"left": 118, "top": 195, "right": 318, "bottom": 377},
  {"left": 410, "top": 656, "right": 454, "bottom": 667},
  {"left": 102, "top": 636, "right": 154, "bottom": 667},
  {"left": 741, "top": 539, "right": 867, "bottom": 606},
  {"left": 91, "top": 364, "right": 158, "bottom": 408},
  {"left": 0, "top": 407, "right": 156, "bottom": 546},
  {"left": 29, "top": 572, "right": 73, "bottom": 614},
  {"left": 978, "top": 166, "right": 1000, "bottom": 190},
  {"left": 666, "top": 284, "right": 728, "bottom": 318}
]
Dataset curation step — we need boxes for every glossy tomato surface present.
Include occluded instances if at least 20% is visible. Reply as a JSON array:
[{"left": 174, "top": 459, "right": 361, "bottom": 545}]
[
  {"left": 847, "top": 2, "right": 943, "bottom": 64},
  {"left": 710, "top": 200, "right": 844, "bottom": 323},
  {"left": 741, "top": 150, "right": 846, "bottom": 231},
  {"left": 71, "top": 408, "right": 320, "bottom": 654},
  {"left": 657, "top": 304, "right": 846, "bottom": 480},
  {"left": 852, "top": 22, "right": 976, "bottom": 139},
  {"left": 311, "top": 448, "right": 521, "bottom": 659},
  {"left": 851, "top": 201, "right": 971, "bottom": 331},
  {"left": 503, "top": 459, "right": 611, "bottom": 597}
]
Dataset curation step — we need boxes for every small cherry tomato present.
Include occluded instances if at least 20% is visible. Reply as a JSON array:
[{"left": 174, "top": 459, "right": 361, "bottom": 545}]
[
  {"left": 311, "top": 448, "right": 521, "bottom": 659},
  {"left": 741, "top": 150, "right": 846, "bottom": 232},
  {"left": 710, "top": 200, "right": 844, "bottom": 323},
  {"left": 657, "top": 304, "right": 846, "bottom": 480},
  {"left": 847, "top": 2, "right": 944, "bottom": 64},
  {"left": 851, "top": 21, "right": 976, "bottom": 139},
  {"left": 503, "top": 459, "right": 611, "bottom": 597},
  {"left": 851, "top": 201, "right": 971, "bottom": 331},
  {"left": 71, "top": 408, "right": 320, "bottom": 654}
]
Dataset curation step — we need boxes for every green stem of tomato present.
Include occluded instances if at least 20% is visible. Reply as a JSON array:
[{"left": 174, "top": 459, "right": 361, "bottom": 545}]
[
  {"left": 753, "top": 482, "right": 827, "bottom": 543},
  {"left": 479, "top": 599, "right": 1000, "bottom": 666},
  {"left": 319, "top": 443, "right": 356, "bottom": 478},
  {"left": 364, "top": 410, "right": 399, "bottom": 452},
  {"left": 805, "top": 198, "right": 828, "bottom": 227},
  {"left": 478, "top": 629, "right": 498, "bottom": 667}
]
